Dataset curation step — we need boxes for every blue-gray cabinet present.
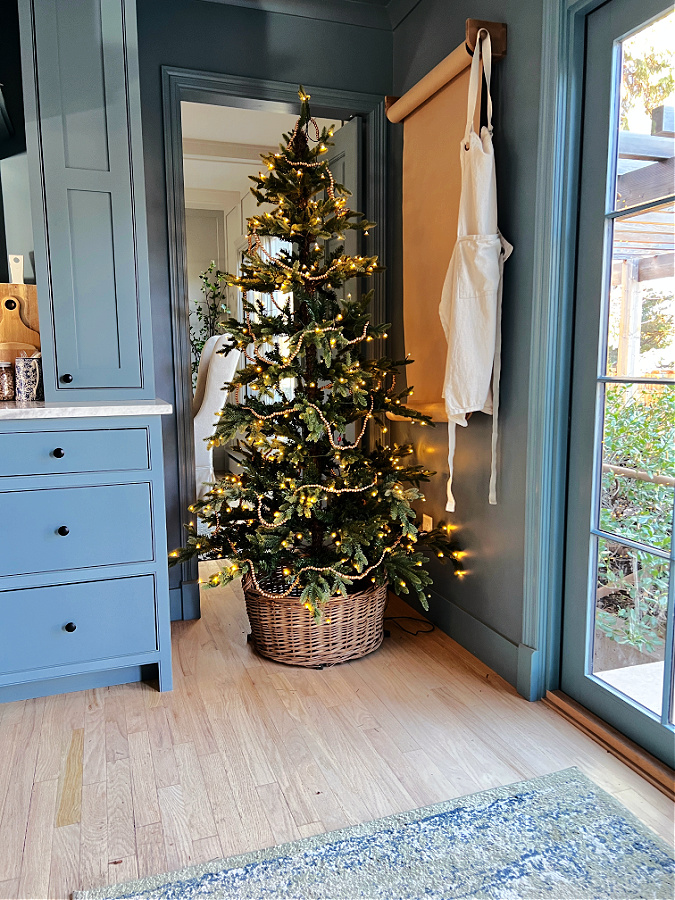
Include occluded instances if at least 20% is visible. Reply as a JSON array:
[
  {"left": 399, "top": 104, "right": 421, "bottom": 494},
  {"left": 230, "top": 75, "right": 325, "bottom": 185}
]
[
  {"left": 0, "top": 0, "right": 174, "bottom": 703},
  {"left": 18, "top": 0, "right": 154, "bottom": 400},
  {"left": 0, "top": 411, "right": 173, "bottom": 701}
]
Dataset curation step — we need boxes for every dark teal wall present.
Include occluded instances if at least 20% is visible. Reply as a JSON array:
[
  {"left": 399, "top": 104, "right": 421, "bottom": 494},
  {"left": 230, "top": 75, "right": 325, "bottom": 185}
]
[
  {"left": 389, "top": 0, "right": 544, "bottom": 659},
  {"left": 135, "top": 0, "right": 393, "bottom": 594}
]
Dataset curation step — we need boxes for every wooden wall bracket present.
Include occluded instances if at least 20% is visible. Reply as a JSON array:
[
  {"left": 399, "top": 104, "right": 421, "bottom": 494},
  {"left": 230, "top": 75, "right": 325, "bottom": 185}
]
[{"left": 466, "top": 19, "right": 507, "bottom": 59}]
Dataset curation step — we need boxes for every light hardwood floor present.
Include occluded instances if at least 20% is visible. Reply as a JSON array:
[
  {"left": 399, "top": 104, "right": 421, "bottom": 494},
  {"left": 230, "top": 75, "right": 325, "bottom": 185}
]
[{"left": 0, "top": 562, "right": 673, "bottom": 899}]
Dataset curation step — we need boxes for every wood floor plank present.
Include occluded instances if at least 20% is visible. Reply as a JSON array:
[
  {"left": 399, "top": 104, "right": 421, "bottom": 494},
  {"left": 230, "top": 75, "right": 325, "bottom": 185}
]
[
  {"left": 17, "top": 778, "right": 58, "bottom": 900},
  {"left": 157, "top": 784, "right": 194, "bottom": 871},
  {"left": 48, "top": 823, "right": 80, "bottom": 900},
  {"left": 34, "top": 694, "right": 66, "bottom": 784},
  {"left": 134, "top": 822, "right": 167, "bottom": 880},
  {"left": 123, "top": 685, "right": 148, "bottom": 736},
  {"left": 165, "top": 677, "right": 217, "bottom": 758},
  {"left": 363, "top": 726, "right": 458, "bottom": 808},
  {"left": 211, "top": 738, "right": 276, "bottom": 853},
  {"left": 337, "top": 663, "right": 421, "bottom": 753},
  {"left": 198, "top": 753, "right": 248, "bottom": 857},
  {"left": 107, "top": 854, "right": 138, "bottom": 886},
  {"left": 104, "top": 689, "right": 129, "bottom": 765},
  {"left": 80, "top": 781, "right": 107, "bottom": 891},
  {"left": 173, "top": 742, "right": 218, "bottom": 841},
  {"left": 55, "top": 728, "right": 84, "bottom": 828},
  {"left": 295, "top": 693, "right": 415, "bottom": 822},
  {"left": 0, "top": 880, "right": 18, "bottom": 900},
  {"left": 0, "top": 702, "right": 24, "bottom": 829},
  {"left": 82, "top": 689, "right": 106, "bottom": 787},
  {"left": 256, "top": 781, "right": 302, "bottom": 845},
  {"left": 191, "top": 834, "right": 223, "bottom": 865},
  {"left": 298, "top": 821, "right": 325, "bottom": 838},
  {"left": 0, "top": 697, "right": 45, "bottom": 882},
  {"left": 127, "top": 731, "right": 160, "bottom": 828},
  {"left": 107, "top": 757, "right": 136, "bottom": 861},
  {"left": 146, "top": 706, "right": 180, "bottom": 790}
]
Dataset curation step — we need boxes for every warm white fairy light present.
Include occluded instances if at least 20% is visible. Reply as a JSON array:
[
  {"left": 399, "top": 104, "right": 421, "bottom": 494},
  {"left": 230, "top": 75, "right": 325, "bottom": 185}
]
[{"left": 228, "top": 534, "right": 405, "bottom": 600}]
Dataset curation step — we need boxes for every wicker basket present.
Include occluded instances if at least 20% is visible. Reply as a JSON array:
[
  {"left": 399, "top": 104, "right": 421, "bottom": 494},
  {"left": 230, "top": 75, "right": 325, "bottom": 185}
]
[{"left": 242, "top": 573, "right": 388, "bottom": 667}]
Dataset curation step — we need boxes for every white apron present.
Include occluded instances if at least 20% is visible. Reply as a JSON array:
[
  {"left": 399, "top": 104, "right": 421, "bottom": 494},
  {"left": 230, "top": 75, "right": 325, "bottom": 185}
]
[{"left": 438, "top": 28, "right": 512, "bottom": 513}]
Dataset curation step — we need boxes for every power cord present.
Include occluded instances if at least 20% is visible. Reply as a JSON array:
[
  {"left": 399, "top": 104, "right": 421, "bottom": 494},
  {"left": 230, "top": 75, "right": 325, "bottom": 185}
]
[{"left": 384, "top": 616, "right": 435, "bottom": 636}]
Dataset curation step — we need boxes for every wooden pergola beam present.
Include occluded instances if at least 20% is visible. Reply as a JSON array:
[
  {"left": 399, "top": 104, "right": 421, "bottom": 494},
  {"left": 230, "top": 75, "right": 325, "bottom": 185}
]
[
  {"left": 611, "top": 251, "right": 674, "bottom": 286},
  {"left": 617, "top": 157, "right": 675, "bottom": 210},
  {"left": 618, "top": 132, "right": 674, "bottom": 161}
]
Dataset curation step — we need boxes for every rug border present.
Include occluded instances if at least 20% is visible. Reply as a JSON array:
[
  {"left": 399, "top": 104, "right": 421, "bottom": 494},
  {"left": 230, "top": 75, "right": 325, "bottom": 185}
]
[{"left": 72, "top": 766, "right": 673, "bottom": 900}]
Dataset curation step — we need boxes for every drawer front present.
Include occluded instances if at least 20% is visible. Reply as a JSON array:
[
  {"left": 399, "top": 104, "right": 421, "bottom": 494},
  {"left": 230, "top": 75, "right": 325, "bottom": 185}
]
[
  {"left": 0, "top": 483, "right": 154, "bottom": 577},
  {"left": 0, "top": 576, "right": 158, "bottom": 674},
  {"left": 0, "top": 428, "right": 149, "bottom": 478}
]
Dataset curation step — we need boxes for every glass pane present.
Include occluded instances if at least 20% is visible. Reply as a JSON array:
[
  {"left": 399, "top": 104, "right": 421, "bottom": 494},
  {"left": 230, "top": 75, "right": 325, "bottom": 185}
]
[
  {"left": 593, "top": 536, "right": 669, "bottom": 716},
  {"left": 614, "top": 11, "right": 675, "bottom": 212},
  {"left": 606, "top": 204, "right": 675, "bottom": 379},
  {"left": 600, "top": 382, "right": 675, "bottom": 550},
  {"left": 600, "top": 382, "right": 674, "bottom": 549}
]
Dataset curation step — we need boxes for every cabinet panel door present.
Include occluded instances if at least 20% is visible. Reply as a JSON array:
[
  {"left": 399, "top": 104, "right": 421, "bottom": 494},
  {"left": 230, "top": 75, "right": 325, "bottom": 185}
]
[{"left": 20, "top": 0, "right": 153, "bottom": 397}]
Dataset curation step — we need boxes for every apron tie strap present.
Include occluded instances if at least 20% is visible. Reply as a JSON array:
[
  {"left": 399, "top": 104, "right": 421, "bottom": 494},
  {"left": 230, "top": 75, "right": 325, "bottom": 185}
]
[{"left": 464, "top": 28, "right": 493, "bottom": 148}]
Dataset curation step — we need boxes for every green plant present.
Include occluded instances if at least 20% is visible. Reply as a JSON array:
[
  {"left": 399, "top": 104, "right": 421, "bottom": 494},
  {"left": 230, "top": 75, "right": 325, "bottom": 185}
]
[
  {"left": 620, "top": 47, "right": 674, "bottom": 129},
  {"left": 171, "top": 90, "right": 459, "bottom": 617},
  {"left": 597, "top": 383, "right": 673, "bottom": 652},
  {"left": 596, "top": 606, "right": 664, "bottom": 654},
  {"left": 189, "top": 262, "right": 229, "bottom": 389}
]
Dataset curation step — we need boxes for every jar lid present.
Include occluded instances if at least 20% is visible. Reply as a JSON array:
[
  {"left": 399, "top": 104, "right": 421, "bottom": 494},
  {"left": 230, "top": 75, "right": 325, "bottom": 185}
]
[{"left": 0, "top": 361, "right": 12, "bottom": 367}]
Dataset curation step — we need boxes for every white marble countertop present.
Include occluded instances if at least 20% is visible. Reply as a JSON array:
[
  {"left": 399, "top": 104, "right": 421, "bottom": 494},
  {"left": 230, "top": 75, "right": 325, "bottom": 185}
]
[{"left": 0, "top": 399, "right": 173, "bottom": 420}]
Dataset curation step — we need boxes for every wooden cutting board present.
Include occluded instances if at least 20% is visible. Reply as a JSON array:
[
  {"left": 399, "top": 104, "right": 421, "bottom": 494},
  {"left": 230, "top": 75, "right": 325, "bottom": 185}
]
[{"left": 0, "top": 284, "right": 40, "bottom": 362}]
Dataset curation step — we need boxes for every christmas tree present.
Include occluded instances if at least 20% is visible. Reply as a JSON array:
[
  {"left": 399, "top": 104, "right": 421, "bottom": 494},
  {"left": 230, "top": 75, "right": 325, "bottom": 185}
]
[{"left": 171, "top": 89, "right": 459, "bottom": 617}]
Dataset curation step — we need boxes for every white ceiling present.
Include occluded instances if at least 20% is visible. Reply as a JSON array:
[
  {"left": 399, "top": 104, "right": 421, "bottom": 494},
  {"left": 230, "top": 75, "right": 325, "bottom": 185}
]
[{"left": 181, "top": 101, "right": 338, "bottom": 208}]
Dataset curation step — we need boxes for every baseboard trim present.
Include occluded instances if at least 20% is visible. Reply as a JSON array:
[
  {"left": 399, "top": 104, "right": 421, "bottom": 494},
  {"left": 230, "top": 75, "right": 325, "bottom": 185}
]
[
  {"left": 169, "top": 586, "right": 183, "bottom": 621},
  {"left": 170, "top": 581, "right": 201, "bottom": 621},
  {"left": 544, "top": 690, "right": 675, "bottom": 801}
]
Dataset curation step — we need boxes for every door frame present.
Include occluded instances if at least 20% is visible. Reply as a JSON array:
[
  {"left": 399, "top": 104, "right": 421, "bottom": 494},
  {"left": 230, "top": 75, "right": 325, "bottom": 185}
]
[
  {"left": 161, "top": 67, "right": 388, "bottom": 619},
  {"left": 523, "top": 0, "right": 614, "bottom": 700}
]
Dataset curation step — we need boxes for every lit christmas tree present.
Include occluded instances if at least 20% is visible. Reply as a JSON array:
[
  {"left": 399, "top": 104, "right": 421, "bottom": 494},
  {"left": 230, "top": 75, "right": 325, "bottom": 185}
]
[{"left": 171, "top": 89, "right": 460, "bottom": 619}]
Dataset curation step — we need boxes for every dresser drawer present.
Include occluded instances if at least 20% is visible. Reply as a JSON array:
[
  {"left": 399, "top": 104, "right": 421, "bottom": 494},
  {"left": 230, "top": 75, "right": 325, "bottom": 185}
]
[
  {"left": 0, "top": 428, "right": 150, "bottom": 478},
  {"left": 0, "top": 576, "right": 158, "bottom": 674},
  {"left": 0, "top": 483, "right": 154, "bottom": 577}
]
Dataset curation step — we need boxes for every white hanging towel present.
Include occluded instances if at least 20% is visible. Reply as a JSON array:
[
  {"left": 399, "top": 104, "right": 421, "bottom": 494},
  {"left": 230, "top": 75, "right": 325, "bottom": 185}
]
[{"left": 439, "top": 29, "right": 512, "bottom": 513}]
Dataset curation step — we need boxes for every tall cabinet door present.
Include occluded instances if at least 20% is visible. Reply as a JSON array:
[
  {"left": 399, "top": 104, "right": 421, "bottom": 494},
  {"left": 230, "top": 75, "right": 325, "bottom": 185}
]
[{"left": 19, "top": 0, "right": 154, "bottom": 399}]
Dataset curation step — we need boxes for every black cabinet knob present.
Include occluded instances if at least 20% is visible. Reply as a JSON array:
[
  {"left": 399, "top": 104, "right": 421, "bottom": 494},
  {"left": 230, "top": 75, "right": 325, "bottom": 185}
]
[
  {"left": 60, "top": 373, "right": 73, "bottom": 384},
  {"left": 64, "top": 622, "right": 77, "bottom": 633},
  {"left": 53, "top": 447, "right": 65, "bottom": 458},
  {"left": 57, "top": 525, "right": 70, "bottom": 536}
]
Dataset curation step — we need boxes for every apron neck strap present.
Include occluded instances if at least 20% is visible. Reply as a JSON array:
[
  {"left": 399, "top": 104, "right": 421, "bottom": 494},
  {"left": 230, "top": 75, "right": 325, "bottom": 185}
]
[{"left": 464, "top": 28, "right": 493, "bottom": 146}]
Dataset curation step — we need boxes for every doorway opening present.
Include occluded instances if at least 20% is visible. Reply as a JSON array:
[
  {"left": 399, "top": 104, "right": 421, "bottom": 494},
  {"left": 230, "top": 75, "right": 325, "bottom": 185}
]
[{"left": 162, "top": 71, "right": 388, "bottom": 619}]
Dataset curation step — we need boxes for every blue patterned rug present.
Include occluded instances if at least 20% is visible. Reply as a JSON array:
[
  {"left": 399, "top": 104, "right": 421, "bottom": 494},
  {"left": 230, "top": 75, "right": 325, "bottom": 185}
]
[{"left": 74, "top": 768, "right": 673, "bottom": 899}]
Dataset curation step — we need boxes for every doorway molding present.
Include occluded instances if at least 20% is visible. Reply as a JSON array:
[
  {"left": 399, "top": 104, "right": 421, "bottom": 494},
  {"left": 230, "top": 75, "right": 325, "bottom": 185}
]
[
  {"left": 161, "top": 66, "right": 388, "bottom": 619},
  {"left": 521, "top": 0, "right": 610, "bottom": 700}
]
